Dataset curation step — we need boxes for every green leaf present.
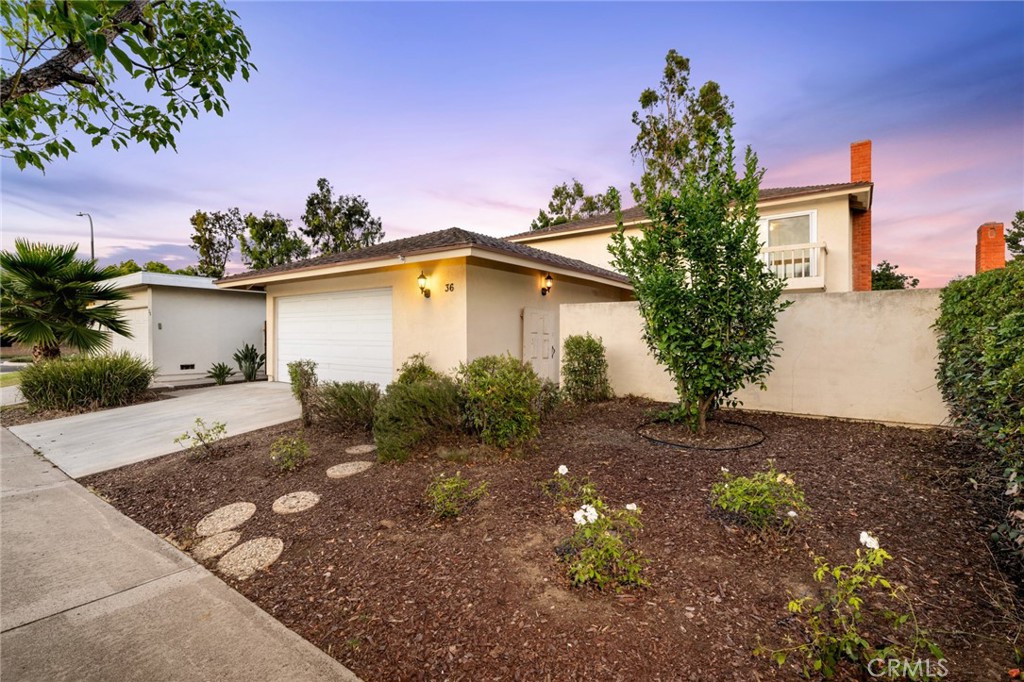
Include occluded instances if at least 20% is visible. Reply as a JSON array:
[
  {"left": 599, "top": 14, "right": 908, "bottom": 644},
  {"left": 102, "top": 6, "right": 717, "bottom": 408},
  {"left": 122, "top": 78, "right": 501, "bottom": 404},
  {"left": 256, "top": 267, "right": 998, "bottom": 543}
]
[{"left": 83, "top": 31, "right": 107, "bottom": 59}]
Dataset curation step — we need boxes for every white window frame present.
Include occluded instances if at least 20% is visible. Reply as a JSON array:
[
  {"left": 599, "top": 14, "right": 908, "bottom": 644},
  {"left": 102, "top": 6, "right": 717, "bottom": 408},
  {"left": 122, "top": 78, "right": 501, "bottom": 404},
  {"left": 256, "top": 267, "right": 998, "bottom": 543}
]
[{"left": 759, "top": 209, "right": 818, "bottom": 278}]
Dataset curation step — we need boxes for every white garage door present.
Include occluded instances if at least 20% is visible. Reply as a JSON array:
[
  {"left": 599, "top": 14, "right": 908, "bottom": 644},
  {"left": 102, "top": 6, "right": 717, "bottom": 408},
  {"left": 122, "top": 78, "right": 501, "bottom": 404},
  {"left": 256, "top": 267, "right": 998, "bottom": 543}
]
[{"left": 275, "top": 288, "right": 393, "bottom": 386}]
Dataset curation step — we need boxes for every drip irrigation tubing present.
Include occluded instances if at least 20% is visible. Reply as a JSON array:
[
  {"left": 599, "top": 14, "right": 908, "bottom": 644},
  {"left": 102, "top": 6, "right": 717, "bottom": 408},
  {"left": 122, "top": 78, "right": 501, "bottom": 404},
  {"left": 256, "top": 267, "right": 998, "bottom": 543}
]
[{"left": 636, "top": 418, "right": 766, "bottom": 451}]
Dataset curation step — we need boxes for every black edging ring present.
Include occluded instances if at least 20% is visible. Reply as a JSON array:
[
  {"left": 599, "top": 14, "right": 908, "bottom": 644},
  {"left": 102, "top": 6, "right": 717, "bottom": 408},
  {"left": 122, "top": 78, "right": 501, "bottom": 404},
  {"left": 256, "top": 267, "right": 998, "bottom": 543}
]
[{"left": 636, "top": 418, "right": 767, "bottom": 451}]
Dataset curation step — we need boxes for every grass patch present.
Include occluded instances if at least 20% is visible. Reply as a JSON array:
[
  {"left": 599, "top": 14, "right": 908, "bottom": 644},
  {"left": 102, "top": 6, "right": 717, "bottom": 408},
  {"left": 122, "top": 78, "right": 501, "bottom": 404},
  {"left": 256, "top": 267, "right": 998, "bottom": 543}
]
[{"left": 0, "top": 371, "right": 22, "bottom": 387}]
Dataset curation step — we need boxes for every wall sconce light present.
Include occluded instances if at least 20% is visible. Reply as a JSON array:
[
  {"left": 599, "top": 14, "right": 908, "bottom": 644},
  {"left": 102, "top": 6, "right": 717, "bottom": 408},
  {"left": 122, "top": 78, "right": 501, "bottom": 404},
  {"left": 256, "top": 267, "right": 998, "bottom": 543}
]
[
  {"left": 541, "top": 273, "right": 553, "bottom": 296},
  {"left": 417, "top": 271, "right": 430, "bottom": 298}
]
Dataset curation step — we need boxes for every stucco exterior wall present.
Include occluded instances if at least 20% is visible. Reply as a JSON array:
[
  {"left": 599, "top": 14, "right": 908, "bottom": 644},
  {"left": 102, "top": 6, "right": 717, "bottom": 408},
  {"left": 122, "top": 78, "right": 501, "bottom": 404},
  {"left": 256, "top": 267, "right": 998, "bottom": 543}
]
[
  {"left": 263, "top": 259, "right": 469, "bottom": 381},
  {"left": 514, "top": 194, "right": 856, "bottom": 293},
  {"left": 465, "top": 259, "right": 631, "bottom": 370},
  {"left": 560, "top": 289, "right": 948, "bottom": 426},
  {"left": 149, "top": 287, "right": 265, "bottom": 384},
  {"left": 108, "top": 288, "right": 152, "bottom": 360}
]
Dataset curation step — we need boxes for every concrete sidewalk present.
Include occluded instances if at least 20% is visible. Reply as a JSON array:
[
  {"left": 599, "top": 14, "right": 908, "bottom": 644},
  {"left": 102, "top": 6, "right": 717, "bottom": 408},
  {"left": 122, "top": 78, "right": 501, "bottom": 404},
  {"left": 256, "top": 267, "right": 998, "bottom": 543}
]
[
  {"left": 9, "top": 381, "right": 299, "bottom": 478},
  {"left": 0, "top": 428, "right": 360, "bottom": 682}
]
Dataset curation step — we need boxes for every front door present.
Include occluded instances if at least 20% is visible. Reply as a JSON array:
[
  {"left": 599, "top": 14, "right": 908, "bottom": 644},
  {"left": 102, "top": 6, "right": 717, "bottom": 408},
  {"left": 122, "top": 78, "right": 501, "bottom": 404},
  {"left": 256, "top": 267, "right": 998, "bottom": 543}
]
[{"left": 522, "top": 308, "right": 557, "bottom": 382}]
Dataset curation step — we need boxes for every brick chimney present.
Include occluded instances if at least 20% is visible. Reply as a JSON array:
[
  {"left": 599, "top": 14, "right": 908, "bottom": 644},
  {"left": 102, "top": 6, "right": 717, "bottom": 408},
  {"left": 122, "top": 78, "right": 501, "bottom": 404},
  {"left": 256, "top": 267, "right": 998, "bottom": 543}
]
[
  {"left": 850, "top": 140, "right": 872, "bottom": 291},
  {"left": 975, "top": 222, "right": 1006, "bottom": 274}
]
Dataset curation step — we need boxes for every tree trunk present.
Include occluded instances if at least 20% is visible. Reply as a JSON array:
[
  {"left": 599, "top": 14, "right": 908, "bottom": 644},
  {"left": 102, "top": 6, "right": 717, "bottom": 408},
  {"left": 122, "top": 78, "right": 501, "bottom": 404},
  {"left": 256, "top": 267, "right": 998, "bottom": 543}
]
[
  {"left": 696, "top": 397, "right": 714, "bottom": 436},
  {"left": 32, "top": 345, "right": 61, "bottom": 362}
]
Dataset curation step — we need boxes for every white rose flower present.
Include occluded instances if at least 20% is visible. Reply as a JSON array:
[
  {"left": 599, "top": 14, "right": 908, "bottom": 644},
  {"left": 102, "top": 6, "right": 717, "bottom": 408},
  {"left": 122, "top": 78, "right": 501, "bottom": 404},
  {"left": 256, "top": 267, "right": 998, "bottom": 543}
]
[
  {"left": 573, "top": 508, "right": 587, "bottom": 525},
  {"left": 721, "top": 467, "right": 729, "bottom": 473},
  {"left": 859, "top": 531, "right": 880, "bottom": 550},
  {"left": 787, "top": 510, "right": 798, "bottom": 518},
  {"left": 573, "top": 504, "right": 598, "bottom": 525},
  {"left": 557, "top": 465, "right": 568, "bottom": 476},
  {"left": 625, "top": 503, "right": 638, "bottom": 512}
]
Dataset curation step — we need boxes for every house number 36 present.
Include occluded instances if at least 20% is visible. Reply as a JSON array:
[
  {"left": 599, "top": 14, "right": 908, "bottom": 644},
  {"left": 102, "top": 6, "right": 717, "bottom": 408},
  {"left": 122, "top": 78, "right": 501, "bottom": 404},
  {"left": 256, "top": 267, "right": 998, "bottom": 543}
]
[{"left": 444, "top": 283, "right": 455, "bottom": 293}]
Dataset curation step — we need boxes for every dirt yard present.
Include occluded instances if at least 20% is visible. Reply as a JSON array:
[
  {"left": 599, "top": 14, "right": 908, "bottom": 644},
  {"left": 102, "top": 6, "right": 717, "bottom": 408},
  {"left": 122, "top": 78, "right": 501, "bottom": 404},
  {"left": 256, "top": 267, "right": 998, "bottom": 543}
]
[{"left": 84, "top": 399, "right": 1020, "bottom": 681}]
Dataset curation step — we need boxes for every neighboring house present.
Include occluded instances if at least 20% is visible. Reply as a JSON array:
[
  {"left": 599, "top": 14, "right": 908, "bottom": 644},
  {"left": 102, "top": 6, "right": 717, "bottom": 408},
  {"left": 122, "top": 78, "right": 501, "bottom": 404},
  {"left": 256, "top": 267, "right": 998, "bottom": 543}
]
[
  {"left": 216, "top": 228, "right": 632, "bottom": 384},
  {"left": 505, "top": 141, "right": 876, "bottom": 293},
  {"left": 107, "top": 272, "right": 266, "bottom": 385}
]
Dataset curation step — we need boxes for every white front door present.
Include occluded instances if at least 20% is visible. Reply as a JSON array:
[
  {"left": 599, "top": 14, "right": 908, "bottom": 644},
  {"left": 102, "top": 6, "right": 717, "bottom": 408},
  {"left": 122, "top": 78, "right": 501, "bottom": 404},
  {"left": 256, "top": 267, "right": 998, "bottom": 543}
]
[
  {"left": 275, "top": 288, "right": 393, "bottom": 386},
  {"left": 522, "top": 308, "right": 557, "bottom": 382}
]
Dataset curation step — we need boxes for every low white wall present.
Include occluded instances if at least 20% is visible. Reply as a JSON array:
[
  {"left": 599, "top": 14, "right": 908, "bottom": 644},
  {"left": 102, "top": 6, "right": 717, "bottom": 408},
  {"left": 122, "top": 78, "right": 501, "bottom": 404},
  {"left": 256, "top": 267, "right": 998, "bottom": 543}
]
[{"left": 560, "top": 289, "right": 949, "bottom": 426}]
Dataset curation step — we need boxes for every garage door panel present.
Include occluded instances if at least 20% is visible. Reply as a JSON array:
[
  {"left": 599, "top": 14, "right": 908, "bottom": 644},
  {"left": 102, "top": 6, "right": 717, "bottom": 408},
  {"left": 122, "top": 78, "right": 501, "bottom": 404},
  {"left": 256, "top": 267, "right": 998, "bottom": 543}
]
[{"left": 276, "top": 288, "right": 392, "bottom": 386}]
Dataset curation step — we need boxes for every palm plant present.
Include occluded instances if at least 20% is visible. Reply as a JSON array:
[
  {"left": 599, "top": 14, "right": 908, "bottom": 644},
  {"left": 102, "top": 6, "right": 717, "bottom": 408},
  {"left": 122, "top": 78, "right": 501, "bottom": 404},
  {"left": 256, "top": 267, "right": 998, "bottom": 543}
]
[{"left": 0, "top": 240, "right": 131, "bottom": 361}]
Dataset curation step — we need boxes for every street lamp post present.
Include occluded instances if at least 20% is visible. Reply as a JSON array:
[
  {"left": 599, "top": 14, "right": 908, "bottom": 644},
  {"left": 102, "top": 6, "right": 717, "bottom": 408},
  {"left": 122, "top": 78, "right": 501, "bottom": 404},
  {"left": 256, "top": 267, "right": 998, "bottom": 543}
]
[{"left": 76, "top": 212, "right": 94, "bottom": 260}]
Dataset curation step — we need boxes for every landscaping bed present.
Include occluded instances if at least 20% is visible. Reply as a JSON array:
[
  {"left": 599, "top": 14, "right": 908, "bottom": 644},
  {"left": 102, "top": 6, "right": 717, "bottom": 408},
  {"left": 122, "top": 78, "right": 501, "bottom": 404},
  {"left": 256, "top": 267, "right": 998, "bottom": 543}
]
[{"left": 84, "top": 399, "right": 1019, "bottom": 681}]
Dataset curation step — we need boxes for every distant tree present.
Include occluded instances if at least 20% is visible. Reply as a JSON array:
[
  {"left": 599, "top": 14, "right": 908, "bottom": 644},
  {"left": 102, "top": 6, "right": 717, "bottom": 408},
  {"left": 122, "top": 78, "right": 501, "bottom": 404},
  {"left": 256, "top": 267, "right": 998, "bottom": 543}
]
[
  {"left": 1, "top": 0, "right": 255, "bottom": 171},
  {"left": 871, "top": 260, "right": 920, "bottom": 290},
  {"left": 530, "top": 180, "right": 622, "bottom": 230},
  {"left": 0, "top": 240, "right": 131, "bottom": 360},
  {"left": 1007, "top": 210, "right": 1024, "bottom": 259},
  {"left": 141, "top": 260, "right": 174, "bottom": 274},
  {"left": 301, "top": 178, "right": 384, "bottom": 255},
  {"left": 609, "top": 50, "right": 788, "bottom": 435},
  {"left": 188, "top": 208, "right": 241, "bottom": 278},
  {"left": 114, "top": 259, "right": 143, "bottom": 275},
  {"left": 239, "top": 212, "right": 310, "bottom": 270}
]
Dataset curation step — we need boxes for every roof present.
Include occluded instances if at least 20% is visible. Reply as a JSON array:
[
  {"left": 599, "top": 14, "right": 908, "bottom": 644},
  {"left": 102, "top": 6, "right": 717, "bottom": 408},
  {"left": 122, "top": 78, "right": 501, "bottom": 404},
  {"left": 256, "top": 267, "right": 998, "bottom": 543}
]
[
  {"left": 505, "top": 182, "right": 873, "bottom": 240},
  {"left": 109, "top": 271, "right": 262, "bottom": 293},
  {"left": 216, "top": 227, "right": 630, "bottom": 287}
]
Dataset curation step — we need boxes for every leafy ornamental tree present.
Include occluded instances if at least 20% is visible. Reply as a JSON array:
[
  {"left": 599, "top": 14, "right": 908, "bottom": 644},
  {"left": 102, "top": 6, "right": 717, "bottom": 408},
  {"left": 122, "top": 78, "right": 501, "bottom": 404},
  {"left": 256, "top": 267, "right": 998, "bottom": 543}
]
[
  {"left": 239, "top": 212, "right": 310, "bottom": 270},
  {"left": 1, "top": 0, "right": 254, "bottom": 171},
  {"left": 189, "top": 208, "right": 241, "bottom": 278},
  {"left": 112, "top": 259, "right": 195, "bottom": 275},
  {"left": 302, "top": 178, "right": 384, "bottom": 255},
  {"left": 530, "top": 179, "right": 622, "bottom": 230},
  {"left": 609, "top": 50, "right": 789, "bottom": 435},
  {"left": 0, "top": 240, "right": 131, "bottom": 360},
  {"left": 871, "top": 260, "right": 919, "bottom": 290},
  {"left": 1008, "top": 210, "right": 1024, "bottom": 259}
]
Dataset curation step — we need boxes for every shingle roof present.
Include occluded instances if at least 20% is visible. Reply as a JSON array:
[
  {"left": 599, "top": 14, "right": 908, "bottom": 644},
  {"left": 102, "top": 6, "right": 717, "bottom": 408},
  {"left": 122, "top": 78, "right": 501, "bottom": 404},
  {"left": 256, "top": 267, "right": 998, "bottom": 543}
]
[
  {"left": 216, "top": 227, "right": 630, "bottom": 285},
  {"left": 504, "top": 182, "right": 872, "bottom": 240}
]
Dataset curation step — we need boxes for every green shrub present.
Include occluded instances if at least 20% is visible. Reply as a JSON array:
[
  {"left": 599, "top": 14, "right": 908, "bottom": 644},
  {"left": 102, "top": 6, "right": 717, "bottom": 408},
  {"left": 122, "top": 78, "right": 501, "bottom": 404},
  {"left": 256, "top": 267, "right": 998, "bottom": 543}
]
[
  {"left": 561, "top": 333, "right": 612, "bottom": 404},
  {"left": 174, "top": 417, "right": 228, "bottom": 461},
  {"left": 206, "top": 361, "right": 235, "bottom": 385},
  {"left": 373, "top": 377, "right": 463, "bottom": 462},
  {"left": 395, "top": 353, "right": 440, "bottom": 385},
  {"left": 541, "top": 464, "right": 598, "bottom": 509},
  {"left": 425, "top": 471, "right": 488, "bottom": 519},
  {"left": 270, "top": 435, "right": 311, "bottom": 472},
  {"left": 935, "top": 261, "right": 1023, "bottom": 568},
  {"left": 710, "top": 462, "right": 809, "bottom": 535},
  {"left": 758, "top": 535, "right": 944, "bottom": 679},
  {"left": 233, "top": 343, "right": 265, "bottom": 382},
  {"left": 536, "top": 378, "right": 562, "bottom": 418},
  {"left": 19, "top": 352, "right": 156, "bottom": 411},
  {"left": 457, "top": 354, "right": 542, "bottom": 449},
  {"left": 560, "top": 493, "right": 647, "bottom": 591},
  {"left": 316, "top": 381, "right": 380, "bottom": 432},
  {"left": 287, "top": 359, "right": 318, "bottom": 427}
]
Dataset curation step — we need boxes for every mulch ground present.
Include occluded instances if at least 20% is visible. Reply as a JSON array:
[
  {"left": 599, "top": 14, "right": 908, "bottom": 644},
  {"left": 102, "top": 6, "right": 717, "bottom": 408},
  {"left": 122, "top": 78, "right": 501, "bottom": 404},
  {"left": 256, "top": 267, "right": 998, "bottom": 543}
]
[{"left": 84, "top": 399, "right": 1020, "bottom": 681}]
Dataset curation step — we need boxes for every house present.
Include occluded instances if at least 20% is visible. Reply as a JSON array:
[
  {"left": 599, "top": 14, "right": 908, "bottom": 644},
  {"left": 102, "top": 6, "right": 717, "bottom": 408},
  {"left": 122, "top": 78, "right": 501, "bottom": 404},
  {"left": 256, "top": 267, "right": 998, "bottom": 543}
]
[
  {"left": 215, "top": 228, "right": 632, "bottom": 384},
  {"left": 107, "top": 272, "right": 266, "bottom": 385},
  {"left": 505, "top": 141, "right": 876, "bottom": 293}
]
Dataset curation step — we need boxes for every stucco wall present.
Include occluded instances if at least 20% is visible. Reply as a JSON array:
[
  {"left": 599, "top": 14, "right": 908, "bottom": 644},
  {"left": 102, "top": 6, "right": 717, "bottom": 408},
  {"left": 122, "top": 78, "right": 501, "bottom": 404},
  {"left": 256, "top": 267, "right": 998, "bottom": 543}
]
[
  {"left": 149, "top": 287, "right": 265, "bottom": 384},
  {"left": 465, "top": 259, "right": 631, "bottom": 372},
  {"left": 263, "top": 259, "right": 469, "bottom": 381},
  {"left": 514, "top": 194, "right": 855, "bottom": 292},
  {"left": 560, "top": 289, "right": 949, "bottom": 426},
  {"left": 109, "top": 288, "right": 152, "bottom": 361}
]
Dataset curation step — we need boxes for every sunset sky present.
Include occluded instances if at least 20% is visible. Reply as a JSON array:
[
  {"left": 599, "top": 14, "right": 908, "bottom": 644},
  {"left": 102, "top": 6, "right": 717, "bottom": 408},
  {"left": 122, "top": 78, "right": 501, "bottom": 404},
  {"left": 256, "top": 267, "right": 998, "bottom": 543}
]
[{"left": 2, "top": 1, "right": 1022, "bottom": 287}]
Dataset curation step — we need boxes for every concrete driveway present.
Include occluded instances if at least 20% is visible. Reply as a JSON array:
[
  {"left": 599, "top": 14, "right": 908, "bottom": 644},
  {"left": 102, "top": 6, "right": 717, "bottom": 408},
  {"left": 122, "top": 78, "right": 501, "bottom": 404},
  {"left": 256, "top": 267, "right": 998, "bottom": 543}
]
[{"left": 9, "top": 382, "right": 299, "bottom": 478}]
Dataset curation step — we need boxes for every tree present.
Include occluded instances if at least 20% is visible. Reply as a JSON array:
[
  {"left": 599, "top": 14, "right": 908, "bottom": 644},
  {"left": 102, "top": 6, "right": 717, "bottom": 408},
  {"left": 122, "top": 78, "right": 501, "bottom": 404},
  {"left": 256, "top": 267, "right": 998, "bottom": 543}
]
[
  {"left": 189, "top": 208, "right": 241, "bottom": 278},
  {"left": 530, "top": 180, "right": 621, "bottom": 230},
  {"left": 871, "top": 260, "right": 919, "bottom": 290},
  {"left": 301, "top": 178, "right": 384, "bottom": 255},
  {"left": 239, "top": 212, "right": 310, "bottom": 270},
  {"left": 1, "top": 0, "right": 254, "bottom": 171},
  {"left": 1008, "top": 210, "right": 1024, "bottom": 259},
  {"left": 0, "top": 239, "right": 131, "bottom": 360},
  {"left": 608, "top": 50, "right": 789, "bottom": 435},
  {"left": 113, "top": 258, "right": 142, "bottom": 274}
]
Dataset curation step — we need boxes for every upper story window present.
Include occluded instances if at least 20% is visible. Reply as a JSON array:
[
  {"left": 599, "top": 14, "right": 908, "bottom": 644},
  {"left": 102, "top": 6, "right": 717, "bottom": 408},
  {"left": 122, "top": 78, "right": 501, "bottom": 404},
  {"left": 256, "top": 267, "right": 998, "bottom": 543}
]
[{"left": 759, "top": 210, "right": 818, "bottom": 279}]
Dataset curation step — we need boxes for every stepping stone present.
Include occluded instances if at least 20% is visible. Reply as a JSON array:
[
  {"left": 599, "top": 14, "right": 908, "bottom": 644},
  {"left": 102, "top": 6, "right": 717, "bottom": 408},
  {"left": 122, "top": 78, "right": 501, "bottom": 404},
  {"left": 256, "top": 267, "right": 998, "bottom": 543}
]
[
  {"left": 326, "top": 461, "right": 374, "bottom": 479},
  {"left": 272, "top": 491, "right": 320, "bottom": 514},
  {"left": 192, "top": 531, "right": 241, "bottom": 562},
  {"left": 196, "top": 502, "right": 256, "bottom": 537},
  {"left": 217, "top": 537, "right": 284, "bottom": 580},
  {"left": 345, "top": 444, "right": 376, "bottom": 455}
]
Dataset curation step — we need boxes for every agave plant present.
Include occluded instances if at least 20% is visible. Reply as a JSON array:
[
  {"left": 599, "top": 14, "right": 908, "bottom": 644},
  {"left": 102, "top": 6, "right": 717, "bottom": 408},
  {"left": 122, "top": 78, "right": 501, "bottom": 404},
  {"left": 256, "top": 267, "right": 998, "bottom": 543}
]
[
  {"left": 206, "top": 361, "right": 236, "bottom": 385},
  {"left": 0, "top": 240, "right": 131, "bottom": 361},
  {"left": 233, "top": 343, "right": 265, "bottom": 382}
]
